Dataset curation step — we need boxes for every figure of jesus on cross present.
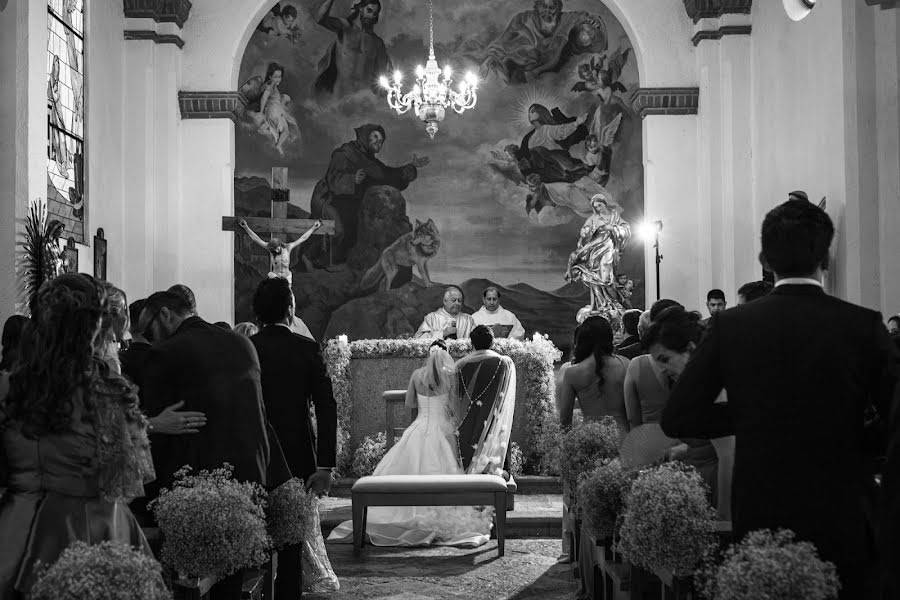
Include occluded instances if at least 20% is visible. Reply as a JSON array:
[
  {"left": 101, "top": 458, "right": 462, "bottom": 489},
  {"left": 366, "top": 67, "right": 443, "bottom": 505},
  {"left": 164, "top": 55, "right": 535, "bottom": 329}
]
[
  {"left": 224, "top": 167, "right": 335, "bottom": 286},
  {"left": 238, "top": 217, "right": 320, "bottom": 284}
]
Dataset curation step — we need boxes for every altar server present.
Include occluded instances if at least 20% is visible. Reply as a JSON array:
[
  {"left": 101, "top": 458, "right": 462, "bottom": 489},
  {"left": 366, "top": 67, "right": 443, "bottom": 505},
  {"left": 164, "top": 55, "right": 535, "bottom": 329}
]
[
  {"left": 415, "top": 285, "right": 475, "bottom": 340},
  {"left": 472, "top": 286, "right": 525, "bottom": 340}
]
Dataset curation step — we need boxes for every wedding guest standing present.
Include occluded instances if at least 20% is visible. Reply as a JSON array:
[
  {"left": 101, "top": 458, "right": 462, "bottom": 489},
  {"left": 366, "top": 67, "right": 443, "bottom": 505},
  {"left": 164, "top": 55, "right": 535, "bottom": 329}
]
[
  {"left": 617, "top": 310, "right": 650, "bottom": 359},
  {"left": 0, "top": 274, "right": 154, "bottom": 598},
  {"left": 662, "top": 198, "right": 898, "bottom": 600},
  {"left": 616, "top": 309, "right": 642, "bottom": 350},
  {"left": 119, "top": 299, "right": 151, "bottom": 388},
  {"left": 250, "top": 277, "right": 337, "bottom": 599},
  {"left": 557, "top": 316, "right": 630, "bottom": 437},
  {"left": 471, "top": 286, "right": 525, "bottom": 340},
  {"left": 702, "top": 289, "right": 727, "bottom": 325},
  {"left": 95, "top": 282, "right": 129, "bottom": 373},
  {"left": 736, "top": 280, "right": 773, "bottom": 305},
  {"left": 640, "top": 306, "right": 730, "bottom": 516},
  {"left": 0, "top": 316, "right": 28, "bottom": 374},
  {"left": 139, "top": 290, "right": 270, "bottom": 600}
]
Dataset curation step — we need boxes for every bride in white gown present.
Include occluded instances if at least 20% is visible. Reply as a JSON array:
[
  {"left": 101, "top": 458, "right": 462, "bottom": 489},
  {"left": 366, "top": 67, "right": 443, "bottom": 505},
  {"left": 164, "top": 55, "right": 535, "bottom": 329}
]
[{"left": 327, "top": 340, "right": 494, "bottom": 547}]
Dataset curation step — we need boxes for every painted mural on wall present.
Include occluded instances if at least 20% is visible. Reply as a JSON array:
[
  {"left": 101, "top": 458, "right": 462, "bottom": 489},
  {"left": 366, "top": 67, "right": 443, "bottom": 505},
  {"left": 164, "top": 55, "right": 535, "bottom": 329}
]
[{"left": 234, "top": 0, "right": 644, "bottom": 349}]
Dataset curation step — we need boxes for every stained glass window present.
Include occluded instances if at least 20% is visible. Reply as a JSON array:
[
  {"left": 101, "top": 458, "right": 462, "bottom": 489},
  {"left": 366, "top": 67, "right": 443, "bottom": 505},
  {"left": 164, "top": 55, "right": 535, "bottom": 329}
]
[{"left": 47, "top": 0, "right": 85, "bottom": 243}]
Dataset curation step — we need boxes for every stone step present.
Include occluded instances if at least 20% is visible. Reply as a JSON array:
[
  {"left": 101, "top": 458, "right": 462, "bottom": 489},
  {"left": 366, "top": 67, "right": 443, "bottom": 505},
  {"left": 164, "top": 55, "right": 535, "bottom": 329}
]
[
  {"left": 330, "top": 475, "right": 561, "bottom": 497},
  {"left": 319, "top": 493, "right": 563, "bottom": 539}
]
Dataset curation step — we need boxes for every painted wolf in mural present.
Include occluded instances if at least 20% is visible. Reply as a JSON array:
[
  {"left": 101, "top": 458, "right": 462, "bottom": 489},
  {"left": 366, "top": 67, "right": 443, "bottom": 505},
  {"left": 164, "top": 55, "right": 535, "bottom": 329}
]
[{"left": 359, "top": 219, "right": 441, "bottom": 291}]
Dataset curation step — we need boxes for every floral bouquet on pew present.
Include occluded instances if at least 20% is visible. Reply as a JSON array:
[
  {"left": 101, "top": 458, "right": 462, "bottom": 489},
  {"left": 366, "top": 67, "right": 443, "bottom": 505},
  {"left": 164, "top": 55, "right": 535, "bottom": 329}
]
[
  {"left": 557, "top": 416, "right": 622, "bottom": 494},
  {"left": 698, "top": 529, "right": 840, "bottom": 600},
  {"left": 29, "top": 541, "right": 170, "bottom": 600},
  {"left": 575, "top": 458, "right": 636, "bottom": 541},
  {"left": 351, "top": 432, "right": 388, "bottom": 478},
  {"left": 266, "top": 477, "right": 340, "bottom": 594},
  {"left": 617, "top": 462, "right": 716, "bottom": 577},
  {"left": 150, "top": 464, "right": 271, "bottom": 580}
]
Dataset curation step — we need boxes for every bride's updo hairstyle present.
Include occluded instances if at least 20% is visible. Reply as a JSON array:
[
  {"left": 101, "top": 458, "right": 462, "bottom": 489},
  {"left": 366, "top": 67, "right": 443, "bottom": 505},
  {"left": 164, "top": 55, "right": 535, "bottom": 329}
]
[
  {"left": 4, "top": 273, "right": 108, "bottom": 436},
  {"left": 641, "top": 305, "right": 704, "bottom": 352},
  {"left": 423, "top": 339, "right": 454, "bottom": 392}
]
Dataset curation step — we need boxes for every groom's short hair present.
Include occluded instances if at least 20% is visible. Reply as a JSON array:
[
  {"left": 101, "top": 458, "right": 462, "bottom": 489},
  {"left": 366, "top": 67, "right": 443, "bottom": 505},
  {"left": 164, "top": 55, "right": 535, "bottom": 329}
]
[{"left": 470, "top": 325, "right": 494, "bottom": 350}]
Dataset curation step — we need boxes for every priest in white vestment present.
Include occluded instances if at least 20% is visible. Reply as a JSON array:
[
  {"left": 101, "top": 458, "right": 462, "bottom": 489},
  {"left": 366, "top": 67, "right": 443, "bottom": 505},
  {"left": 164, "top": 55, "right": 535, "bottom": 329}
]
[
  {"left": 415, "top": 285, "right": 475, "bottom": 340},
  {"left": 471, "top": 286, "right": 525, "bottom": 340}
]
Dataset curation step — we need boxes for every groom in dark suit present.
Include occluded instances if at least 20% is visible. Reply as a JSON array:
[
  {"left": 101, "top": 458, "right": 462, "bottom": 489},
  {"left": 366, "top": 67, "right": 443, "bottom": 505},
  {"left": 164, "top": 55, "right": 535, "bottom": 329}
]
[
  {"left": 661, "top": 196, "right": 897, "bottom": 600},
  {"left": 250, "top": 277, "right": 338, "bottom": 599}
]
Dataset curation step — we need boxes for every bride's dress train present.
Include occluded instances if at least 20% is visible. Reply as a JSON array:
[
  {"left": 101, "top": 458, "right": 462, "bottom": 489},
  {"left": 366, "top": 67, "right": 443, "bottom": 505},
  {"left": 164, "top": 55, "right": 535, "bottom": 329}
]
[{"left": 327, "top": 393, "right": 493, "bottom": 547}]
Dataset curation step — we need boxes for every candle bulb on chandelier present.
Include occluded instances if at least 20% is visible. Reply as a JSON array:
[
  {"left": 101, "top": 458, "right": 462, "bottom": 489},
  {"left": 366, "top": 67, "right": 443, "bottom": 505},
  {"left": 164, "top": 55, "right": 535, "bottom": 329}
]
[
  {"left": 393, "top": 70, "right": 403, "bottom": 84},
  {"left": 378, "top": 76, "right": 390, "bottom": 89}
]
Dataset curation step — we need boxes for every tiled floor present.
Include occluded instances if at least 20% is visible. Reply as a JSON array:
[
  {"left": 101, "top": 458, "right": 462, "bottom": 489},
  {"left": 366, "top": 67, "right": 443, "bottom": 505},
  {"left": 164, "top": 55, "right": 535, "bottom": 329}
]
[{"left": 308, "top": 538, "right": 575, "bottom": 600}]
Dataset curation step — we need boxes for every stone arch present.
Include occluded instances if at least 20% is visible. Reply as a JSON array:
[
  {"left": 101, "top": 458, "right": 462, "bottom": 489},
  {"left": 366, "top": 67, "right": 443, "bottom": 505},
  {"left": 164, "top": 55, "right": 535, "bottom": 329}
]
[{"left": 181, "top": 0, "right": 697, "bottom": 91}]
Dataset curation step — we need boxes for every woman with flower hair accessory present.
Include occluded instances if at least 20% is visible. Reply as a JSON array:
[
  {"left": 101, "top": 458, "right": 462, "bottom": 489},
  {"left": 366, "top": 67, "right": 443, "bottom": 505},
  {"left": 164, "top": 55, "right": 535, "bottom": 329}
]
[
  {"left": 0, "top": 273, "right": 154, "bottom": 598},
  {"left": 328, "top": 338, "right": 494, "bottom": 547}
]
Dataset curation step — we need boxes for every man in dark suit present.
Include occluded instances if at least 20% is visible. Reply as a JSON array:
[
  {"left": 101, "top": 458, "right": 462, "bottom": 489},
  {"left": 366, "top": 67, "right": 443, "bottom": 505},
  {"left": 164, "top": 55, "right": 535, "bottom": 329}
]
[
  {"left": 250, "top": 277, "right": 337, "bottom": 599},
  {"left": 661, "top": 198, "right": 897, "bottom": 600},
  {"left": 139, "top": 291, "right": 271, "bottom": 600},
  {"left": 616, "top": 309, "right": 642, "bottom": 350}
]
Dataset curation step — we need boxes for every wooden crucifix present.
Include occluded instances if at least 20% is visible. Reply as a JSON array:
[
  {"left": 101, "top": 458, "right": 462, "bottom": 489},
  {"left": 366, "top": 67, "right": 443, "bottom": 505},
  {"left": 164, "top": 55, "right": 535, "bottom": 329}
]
[{"left": 223, "top": 167, "right": 335, "bottom": 283}]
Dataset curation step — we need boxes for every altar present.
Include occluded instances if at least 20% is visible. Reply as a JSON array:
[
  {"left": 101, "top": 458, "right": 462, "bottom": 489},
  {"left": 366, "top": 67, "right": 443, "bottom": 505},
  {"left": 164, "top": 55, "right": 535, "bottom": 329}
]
[{"left": 322, "top": 336, "right": 562, "bottom": 476}]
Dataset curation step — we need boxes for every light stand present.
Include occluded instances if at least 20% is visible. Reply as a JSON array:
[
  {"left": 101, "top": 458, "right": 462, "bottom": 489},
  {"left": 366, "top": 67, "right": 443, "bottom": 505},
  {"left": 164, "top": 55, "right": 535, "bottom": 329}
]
[
  {"left": 639, "top": 220, "right": 664, "bottom": 301},
  {"left": 652, "top": 221, "right": 663, "bottom": 301}
]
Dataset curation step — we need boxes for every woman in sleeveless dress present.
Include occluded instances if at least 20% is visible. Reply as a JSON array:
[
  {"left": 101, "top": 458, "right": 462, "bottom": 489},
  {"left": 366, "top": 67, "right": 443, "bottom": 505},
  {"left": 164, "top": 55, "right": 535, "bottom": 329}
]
[
  {"left": 642, "top": 306, "right": 734, "bottom": 519},
  {"left": 557, "top": 316, "right": 630, "bottom": 437},
  {"left": 0, "top": 274, "right": 154, "bottom": 599},
  {"left": 328, "top": 340, "right": 493, "bottom": 547}
]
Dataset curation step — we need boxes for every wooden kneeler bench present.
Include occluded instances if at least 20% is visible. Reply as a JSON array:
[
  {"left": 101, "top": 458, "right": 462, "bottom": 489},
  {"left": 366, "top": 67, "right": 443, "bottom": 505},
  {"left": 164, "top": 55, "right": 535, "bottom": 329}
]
[{"left": 351, "top": 474, "right": 516, "bottom": 557}]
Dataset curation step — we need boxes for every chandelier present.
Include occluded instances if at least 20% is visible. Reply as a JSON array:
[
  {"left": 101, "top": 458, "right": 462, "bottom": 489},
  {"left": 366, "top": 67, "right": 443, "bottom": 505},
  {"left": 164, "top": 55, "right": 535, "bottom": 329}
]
[{"left": 378, "top": 0, "right": 478, "bottom": 139}]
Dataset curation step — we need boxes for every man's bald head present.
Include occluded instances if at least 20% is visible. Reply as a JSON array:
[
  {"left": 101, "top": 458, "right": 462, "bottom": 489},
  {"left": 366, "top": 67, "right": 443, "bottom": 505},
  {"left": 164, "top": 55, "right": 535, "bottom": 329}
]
[
  {"left": 443, "top": 286, "right": 463, "bottom": 315},
  {"left": 636, "top": 310, "right": 652, "bottom": 338}
]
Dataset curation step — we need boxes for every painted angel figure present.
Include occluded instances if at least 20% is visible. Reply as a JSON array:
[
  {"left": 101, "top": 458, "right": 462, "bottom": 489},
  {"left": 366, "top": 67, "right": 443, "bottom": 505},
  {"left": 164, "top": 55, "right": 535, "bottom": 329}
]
[
  {"left": 571, "top": 49, "right": 631, "bottom": 101},
  {"left": 238, "top": 63, "right": 301, "bottom": 155},
  {"left": 256, "top": 2, "right": 302, "bottom": 45},
  {"left": 565, "top": 192, "right": 631, "bottom": 321}
]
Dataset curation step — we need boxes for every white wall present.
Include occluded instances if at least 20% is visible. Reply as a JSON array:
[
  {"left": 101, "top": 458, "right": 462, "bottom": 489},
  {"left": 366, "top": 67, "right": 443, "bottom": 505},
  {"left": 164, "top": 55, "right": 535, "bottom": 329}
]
[
  {"left": 749, "top": 1, "right": 900, "bottom": 315},
  {"left": 0, "top": 0, "right": 48, "bottom": 323}
]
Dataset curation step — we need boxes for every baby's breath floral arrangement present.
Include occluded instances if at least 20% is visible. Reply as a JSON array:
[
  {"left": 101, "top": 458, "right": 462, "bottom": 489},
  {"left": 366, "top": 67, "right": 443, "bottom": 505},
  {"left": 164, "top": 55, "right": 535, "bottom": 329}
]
[
  {"left": 617, "top": 462, "right": 716, "bottom": 577},
  {"left": 507, "top": 441, "right": 524, "bottom": 478},
  {"left": 324, "top": 334, "right": 561, "bottom": 476},
  {"left": 266, "top": 477, "right": 317, "bottom": 550},
  {"left": 351, "top": 432, "right": 388, "bottom": 477},
  {"left": 29, "top": 541, "right": 170, "bottom": 600},
  {"left": 700, "top": 529, "right": 840, "bottom": 600},
  {"left": 557, "top": 417, "right": 622, "bottom": 492},
  {"left": 575, "top": 458, "right": 636, "bottom": 540},
  {"left": 151, "top": 464, "right": 270, "bottom": 578}
]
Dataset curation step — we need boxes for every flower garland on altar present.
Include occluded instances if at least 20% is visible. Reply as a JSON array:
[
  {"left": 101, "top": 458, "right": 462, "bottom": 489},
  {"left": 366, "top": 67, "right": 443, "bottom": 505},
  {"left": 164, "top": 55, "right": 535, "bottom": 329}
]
[{"left": 323, "top": 334, "right": 562, "bottom": 476}]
